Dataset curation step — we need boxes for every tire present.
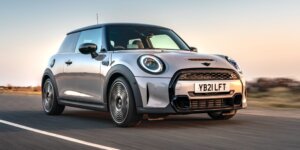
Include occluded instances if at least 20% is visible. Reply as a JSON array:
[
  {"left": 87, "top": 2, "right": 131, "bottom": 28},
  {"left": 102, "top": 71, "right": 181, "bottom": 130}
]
[
  {"left": 108, "top": 77, "right": 142, "bottom": 127},
  {"left": 207, "top": 110, "right": 237, "bottom": 120},
  {"left": 42, "top": 79, "right": 65, "bottom": 115}
]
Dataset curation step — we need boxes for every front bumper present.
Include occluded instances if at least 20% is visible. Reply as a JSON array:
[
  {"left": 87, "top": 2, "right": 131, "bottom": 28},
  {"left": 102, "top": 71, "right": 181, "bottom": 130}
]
[{"left": 135, "top": 69, "right": 247, "bottom": 114}]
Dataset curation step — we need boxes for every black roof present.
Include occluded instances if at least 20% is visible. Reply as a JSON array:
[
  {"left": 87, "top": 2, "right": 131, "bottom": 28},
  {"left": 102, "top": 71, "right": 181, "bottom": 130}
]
[{"left": 67, "top": 23, "right": 169, "bottom": 35}]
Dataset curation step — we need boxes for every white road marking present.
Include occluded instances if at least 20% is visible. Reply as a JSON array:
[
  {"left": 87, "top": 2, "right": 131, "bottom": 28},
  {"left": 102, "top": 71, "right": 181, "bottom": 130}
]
[{"left": 0, "top": 119, "right": 119, "bottom": 150}]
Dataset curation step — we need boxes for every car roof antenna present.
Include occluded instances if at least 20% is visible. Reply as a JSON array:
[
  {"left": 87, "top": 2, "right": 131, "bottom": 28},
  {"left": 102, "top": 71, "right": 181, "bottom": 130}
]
[{"left": 96, "top": 13, "right": 99, "bottom": 24}]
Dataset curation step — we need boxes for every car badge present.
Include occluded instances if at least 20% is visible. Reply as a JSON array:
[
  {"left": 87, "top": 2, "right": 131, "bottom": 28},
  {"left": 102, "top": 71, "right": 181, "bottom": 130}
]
[{"left": 202, "top": 62, "right": 211, "bottom": 66}]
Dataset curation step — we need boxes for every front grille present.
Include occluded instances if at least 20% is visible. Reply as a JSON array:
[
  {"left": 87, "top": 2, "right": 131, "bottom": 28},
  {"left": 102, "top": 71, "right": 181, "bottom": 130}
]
[
  {"left": 188, "top": 91, "right": 232, "bottom": 97},
  {"left": 172, "top": 94, "right": 243, "bottom": 111},
  {"left": 178, "top": 69, "right": 239, "bottom": 80},
  {"left": 190, "top": 99, "right": 233, "bottom": 110}
]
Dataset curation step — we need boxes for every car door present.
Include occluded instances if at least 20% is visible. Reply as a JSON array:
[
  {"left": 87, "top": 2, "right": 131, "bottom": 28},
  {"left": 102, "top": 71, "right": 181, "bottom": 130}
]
[
  {"left": 55, "top": 32, "right": 80, "bottom": 99},
  {"left": 61, "top": 28, "right": 104, "bottom": 104}
]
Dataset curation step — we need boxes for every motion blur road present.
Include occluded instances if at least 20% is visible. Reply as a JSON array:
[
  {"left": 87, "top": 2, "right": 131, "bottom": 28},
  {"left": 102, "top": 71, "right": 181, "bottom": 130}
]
[{"left": 0, "top": 94, "right": 299, "bottom": 150}]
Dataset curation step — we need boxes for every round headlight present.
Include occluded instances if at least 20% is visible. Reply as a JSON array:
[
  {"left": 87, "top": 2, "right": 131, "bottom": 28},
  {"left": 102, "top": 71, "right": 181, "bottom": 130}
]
[
  {"left": 138, "top": 55, "right": 165, "bottom": 74},
  {"left": 226, "top": 57, "right": 243, "bottom": 74},
  {"left": 215, "top": 55, "right": 243, "bottom": 74}
]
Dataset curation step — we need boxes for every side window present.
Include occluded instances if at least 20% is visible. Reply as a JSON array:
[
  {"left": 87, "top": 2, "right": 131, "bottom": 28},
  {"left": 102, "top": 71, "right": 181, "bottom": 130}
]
[
  {"left": 75, "top": 28, "right": 103, "bottom": 53},
  {"left": 150, "top": 34, "right": 179, "bottom": 50},
  {"left": 58, "top": 33, "right": 80, "bottom": 53}
]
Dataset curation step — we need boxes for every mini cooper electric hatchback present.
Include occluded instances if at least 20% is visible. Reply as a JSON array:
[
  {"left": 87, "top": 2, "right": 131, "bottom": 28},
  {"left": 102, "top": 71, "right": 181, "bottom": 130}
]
[{"left": 42, "top": 23, "right": 247, "bottom": 127}]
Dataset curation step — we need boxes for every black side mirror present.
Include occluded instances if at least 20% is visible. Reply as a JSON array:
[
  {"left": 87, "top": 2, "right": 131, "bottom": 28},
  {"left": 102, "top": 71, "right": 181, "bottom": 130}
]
[
  {"left": 190, "top": 47, "right": 198, "bottom": 52},
  {"left": 79, "top": 43, "right": 97, "bottom": 54},
  {"left": 79, "top": 43, "right": 98, "bottom": 58}
]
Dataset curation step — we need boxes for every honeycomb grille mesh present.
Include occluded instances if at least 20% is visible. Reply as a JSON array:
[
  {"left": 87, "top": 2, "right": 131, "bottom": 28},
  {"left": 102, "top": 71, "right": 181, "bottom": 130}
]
[
  {"left": 178, "top": 70, "right": 239, "bottom": 80},
  {"left": 190, "top": 99, "right": 229, "bottom": 110}
]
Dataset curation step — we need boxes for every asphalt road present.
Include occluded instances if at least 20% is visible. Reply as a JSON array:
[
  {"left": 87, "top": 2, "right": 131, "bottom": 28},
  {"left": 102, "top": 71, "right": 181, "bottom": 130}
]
[{"left": 0, "top": 94, "right": 299, "bottom": 150}]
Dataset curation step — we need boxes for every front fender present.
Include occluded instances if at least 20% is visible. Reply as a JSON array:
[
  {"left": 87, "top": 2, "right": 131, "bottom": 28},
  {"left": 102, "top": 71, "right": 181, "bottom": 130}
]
[{"left": 103, "top": 64, "right": 143, "bottom": 108}]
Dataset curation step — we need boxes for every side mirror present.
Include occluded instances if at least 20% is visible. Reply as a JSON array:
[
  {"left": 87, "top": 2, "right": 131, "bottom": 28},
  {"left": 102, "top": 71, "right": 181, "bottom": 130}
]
[
  {"left": 190, "top": 47, "right": 198, "bottom": 52},
  {"left": 79, "top": 43, "right": 98, "bottom": 58},
  {"left": 79, "top": 43, "right": 97, "bottom": 54}
]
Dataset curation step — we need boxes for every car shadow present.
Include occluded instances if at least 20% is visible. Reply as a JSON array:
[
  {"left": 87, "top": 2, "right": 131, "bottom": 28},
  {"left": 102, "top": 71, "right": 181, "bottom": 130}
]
[{"left": 140, "top": 114, "right": 248, "bottom": 129}]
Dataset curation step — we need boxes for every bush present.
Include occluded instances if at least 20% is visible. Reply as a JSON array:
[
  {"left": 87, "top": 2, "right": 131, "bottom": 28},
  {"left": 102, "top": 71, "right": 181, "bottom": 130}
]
[{"left": 247, "top": 78, "right": 300, "bottom": 92}]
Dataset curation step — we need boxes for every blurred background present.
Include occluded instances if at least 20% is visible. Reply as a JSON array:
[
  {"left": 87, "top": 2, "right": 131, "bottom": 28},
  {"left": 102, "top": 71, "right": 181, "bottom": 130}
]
[{"left": 0, "top": 0, "right": 299, "bottom": 109}]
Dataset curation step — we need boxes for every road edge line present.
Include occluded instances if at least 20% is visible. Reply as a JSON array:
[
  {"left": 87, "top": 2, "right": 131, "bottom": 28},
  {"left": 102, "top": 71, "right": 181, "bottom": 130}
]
[{"left": 0, "top": 119, "right": 119, "bottom": 150}]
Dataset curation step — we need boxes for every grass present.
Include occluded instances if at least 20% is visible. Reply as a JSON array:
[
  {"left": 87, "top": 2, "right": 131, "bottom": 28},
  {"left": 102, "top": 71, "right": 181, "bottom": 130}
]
[
  {"left": 248, "top": 87, "right": 300, "bottom": 108},
  {"left": 0, "top": 87, "right": 41, "bottom": 95}
]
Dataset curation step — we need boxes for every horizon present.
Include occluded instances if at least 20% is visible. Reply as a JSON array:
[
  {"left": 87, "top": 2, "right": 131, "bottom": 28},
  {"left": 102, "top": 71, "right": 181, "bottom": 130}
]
[
  {"left": 0, "top": 0, "right": 300, "bottom": 86},
  {"left": 1, "top": 76, "right": 300, "bottom": 87}
]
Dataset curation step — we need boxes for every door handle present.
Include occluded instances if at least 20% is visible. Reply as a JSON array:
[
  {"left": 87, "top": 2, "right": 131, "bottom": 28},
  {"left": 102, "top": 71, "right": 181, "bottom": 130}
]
[{"left": 65, "top": 60, "right": 72, "bottom": 65}]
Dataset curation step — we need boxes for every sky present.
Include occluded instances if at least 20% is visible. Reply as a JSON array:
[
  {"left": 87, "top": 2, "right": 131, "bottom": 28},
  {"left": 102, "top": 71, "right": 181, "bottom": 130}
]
[{"left": 0, "top": 0, "right": 299, "bottom": 86}]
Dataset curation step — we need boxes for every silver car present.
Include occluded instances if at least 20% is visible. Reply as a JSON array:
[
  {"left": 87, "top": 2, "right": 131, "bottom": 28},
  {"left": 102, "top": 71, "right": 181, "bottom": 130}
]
[{"left": 42, "top": 23, "right": 247, "bottom": 127}]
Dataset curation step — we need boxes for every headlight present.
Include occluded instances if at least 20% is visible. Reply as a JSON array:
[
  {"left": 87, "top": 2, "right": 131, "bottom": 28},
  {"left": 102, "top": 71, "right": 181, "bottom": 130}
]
[
  {"left": 216, "top": 55, "right": 243, "bottom": 74},
  {"left": 226, "top": 56, "right": 243, "bottom": 74},
  {"left": 138, "top": 55, "right": 165, "bottom": 74}
]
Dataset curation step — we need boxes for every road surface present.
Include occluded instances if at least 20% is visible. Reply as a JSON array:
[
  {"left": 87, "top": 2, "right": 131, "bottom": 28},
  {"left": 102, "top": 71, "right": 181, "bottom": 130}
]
[{"left": 0, "top": 94, "right": 299, "bottom": 150}]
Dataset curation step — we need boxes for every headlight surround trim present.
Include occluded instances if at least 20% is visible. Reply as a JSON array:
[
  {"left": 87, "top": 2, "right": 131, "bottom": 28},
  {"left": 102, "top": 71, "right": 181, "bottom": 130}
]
[{"left": 137, "top": 55, "right": 165, "bottom": 74}]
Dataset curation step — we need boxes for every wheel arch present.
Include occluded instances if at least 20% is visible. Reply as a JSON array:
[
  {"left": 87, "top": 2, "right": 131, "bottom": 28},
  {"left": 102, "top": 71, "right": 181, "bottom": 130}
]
[
  {"left": 42, "top": 69, "right": 60, "bottom": 98},
  {"left": 103, "top": 65, "right": 143, "bottom": 110}
]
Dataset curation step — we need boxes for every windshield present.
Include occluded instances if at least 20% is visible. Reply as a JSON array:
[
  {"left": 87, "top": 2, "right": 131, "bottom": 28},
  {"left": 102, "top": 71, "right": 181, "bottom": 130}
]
[{"left": 107, "top": 25, "right": 190, "bottom": 51}]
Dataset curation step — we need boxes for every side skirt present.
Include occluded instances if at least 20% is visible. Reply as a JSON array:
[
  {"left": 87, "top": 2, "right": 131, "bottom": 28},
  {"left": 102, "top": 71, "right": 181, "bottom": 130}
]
[{"left": 58, "top": 99, "right": 108, "bottom": 111}]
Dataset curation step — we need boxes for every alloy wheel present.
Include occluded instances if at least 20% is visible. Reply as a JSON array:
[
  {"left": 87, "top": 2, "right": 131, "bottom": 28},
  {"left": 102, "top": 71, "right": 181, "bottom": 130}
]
[{"left": 109, "top": 81, "right": 130, "bottom": 124}]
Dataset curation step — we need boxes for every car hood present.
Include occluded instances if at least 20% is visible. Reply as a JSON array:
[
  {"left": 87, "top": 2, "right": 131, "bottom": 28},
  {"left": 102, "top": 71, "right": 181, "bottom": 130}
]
[{"left": 112, "top": 50, "right": 237, "bottom": 78}]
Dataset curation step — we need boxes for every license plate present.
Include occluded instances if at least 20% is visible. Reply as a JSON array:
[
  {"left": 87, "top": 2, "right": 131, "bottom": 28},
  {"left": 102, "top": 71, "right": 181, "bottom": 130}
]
[{"left": 194, "top": 81, "right": 230, "bottom": 93}]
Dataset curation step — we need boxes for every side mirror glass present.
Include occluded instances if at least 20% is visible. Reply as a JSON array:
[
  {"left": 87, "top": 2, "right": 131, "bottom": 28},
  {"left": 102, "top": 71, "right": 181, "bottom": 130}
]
[{"left": 190, "top": 47, "right": 198, "bottom": 52}]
